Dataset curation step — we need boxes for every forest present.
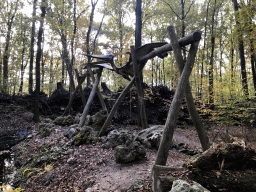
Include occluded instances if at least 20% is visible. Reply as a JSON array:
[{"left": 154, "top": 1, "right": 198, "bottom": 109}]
[
  {"left": 0, "top": 0, "right": 255, "bottom": 106},
  {"left": 0, "top": 0, "right": 256, "bottom": 191}
]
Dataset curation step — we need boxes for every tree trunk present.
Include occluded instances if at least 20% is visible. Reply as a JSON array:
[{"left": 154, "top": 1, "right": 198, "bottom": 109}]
[
  {"left": 29, "top": 0, "right": 37, "bottom": 94},
  {"left": 33, "top": 0, "right": 46, "bottom": 122},
  {"left": 233, "top": 0, "right": 249, "bottom": 97},
  {"left": 86, "top": 0, "right": 99, "bottom": 86},
  {"left": 131, "top": 45, "right": 148, "bottom": 129},
  {"left": 19, "top": 29, "right": 27, "bottom": 93},
  {"left": 60, "top": 33, "right": 75, "bottom": 94},
  {"left": 135, "top": 0, "right": 142, "bottom": 49}
]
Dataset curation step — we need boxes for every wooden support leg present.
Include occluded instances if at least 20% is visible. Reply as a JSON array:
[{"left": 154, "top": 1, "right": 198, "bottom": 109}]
[
  {"left": 79, "top": 67, "right": 103, "bottom": 127},
  {"left": 131, "top": 46, "right": 149, "bottom": 129},
  {"left": 99, "top": 77, "right": 136, "bottom": 136},
  {"left": 62, "top": 75, "right": 87, "bottom": 116},
  {"left": 167, "top": 26, "right": 210, "bottom": 151},
  {"left": 155, "top": 35, "right": 199, "bottom": 166},
  {"left": 75, "top": 69, "right": 86, "bottom": 107},
  {"left": 87, "top": 65, "right": 108, "bottom": 113}
]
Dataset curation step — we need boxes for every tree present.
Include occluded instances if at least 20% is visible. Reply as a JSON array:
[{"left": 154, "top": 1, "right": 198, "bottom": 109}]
[
  {"left": 232, "top": 0, "right": 249, "bottom": 97},
  {"left": 33, "top": 0, "right": 46, "bottom": 122},
  {"left": 28, "top": 0, "right": 37, "bottom": 94},
  {"left": 2, "top": 0, "right": 20, "bottom": 93}
]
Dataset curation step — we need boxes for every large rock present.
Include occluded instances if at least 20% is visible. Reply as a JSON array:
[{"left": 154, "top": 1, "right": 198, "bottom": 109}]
[
  {"left": 86, "top": 110, "right": 107, "bottom": 131},
  {"left": 103, "top": 129, "right": 134, "bottom": 148},
  {"left": 54, "top": 115, "right": 74, "bottom": 126},
  {"left": 135, "top": 125, "right": 164, "bottom": 148},
  {"left": 184, "top": 140, "right": 256, "bottom": 191},
  {"left": 115, "top": 141, "right": 146, "bottom": 163},
  {"left": 170, "top": 179, "right": 210, "bottom": 192},
  {"left": 72, "top": 126, "right": 98, "bottom": 146}
]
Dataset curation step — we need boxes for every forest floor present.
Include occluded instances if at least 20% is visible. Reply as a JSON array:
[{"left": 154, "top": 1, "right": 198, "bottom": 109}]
[{"left": 1, "top": 103, "right": 256, "bottom": 191}]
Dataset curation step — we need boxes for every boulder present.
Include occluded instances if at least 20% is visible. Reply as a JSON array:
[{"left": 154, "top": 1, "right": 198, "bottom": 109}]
[
  {"left": 115, "top": 141, "right": 146, "bottom": 163},
  {"left": 54, "top": 115, "right": 74, "bottom": 126},
  {"left": 170, "top": 179, "right": 210, "bottom": 192},
  {"left": 135, "top": 125, "right": 164, "bottom": 148},
  {"left": 38, "top": 121, "right": 55, "bottom": 137},
  {"left": 63, "top": 125, "right": 79, "bottom": 139},
  {"left": 103, "top": 129, "right": 134, "bottom": 148},
  {"left": 86, "top": 110, "right": 107, "bottom": 131},
  {"left": 72, "top": 126, "right": 97, "bottom": 146}
]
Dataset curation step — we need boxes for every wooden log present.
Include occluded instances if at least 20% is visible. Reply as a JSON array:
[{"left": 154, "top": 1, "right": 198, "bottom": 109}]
[
  {"left": 62, "top": 75, "right": 87, "bottom": 116},
  {"left": 99, "top": 77, "right": 135, "bottom": 136},
  {"left": 131, "top": 45, "right": 149, "bottom": 129},
  {"left": 155, "top": 35, "right": 200, "bottom": 166},
  {"left": 75, "top": 69, "right": 86, "bottom": 107},
  {"left": 87, "top": 65, "right": 108, "bottom": 112},
  {"left": 168, "top": 26, "right": 210, "bottom": 151},
  {"left": 79, "top": 67, "right": 103, "bottom": 127},
  {"left": 139, "top": 29, "right": 202, "bottom": 64}
]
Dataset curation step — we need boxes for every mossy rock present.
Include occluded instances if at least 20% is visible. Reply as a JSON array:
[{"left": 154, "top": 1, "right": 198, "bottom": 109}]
[
  {"left": 54, "top": 115, "right": 74, "bottom": 126},
  {"left": 72, "top": 126, "right": 97, "bottom": 146}
]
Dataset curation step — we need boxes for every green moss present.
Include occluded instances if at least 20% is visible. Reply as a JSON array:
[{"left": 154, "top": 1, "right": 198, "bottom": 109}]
[{"left": 39, "top": 127, "right": 53, "bottom": 137}]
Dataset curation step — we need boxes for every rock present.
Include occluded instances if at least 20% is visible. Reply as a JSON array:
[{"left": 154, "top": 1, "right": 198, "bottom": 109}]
[
  {"left": 135, "top": 125, "right": 164, "bottom": 148},
  {"left": 103, "top": 129, "right": 134, "bottom": 149},
  {"left": 115, "top": 141, "right": 146, "bottom": 163},
  {"left": 87, "top": 110, "right": 107, "bottom": 131},
  {"left": 72, "top": 126, "right": 97, "bottom": 146},
  {"left": 103, "top": 129, "right": 121, "bottom": 148},
  {"left": 54, "top": 115, "right": 74, "bottom": 126},
  {"left": 38, "top": 121, "right": 55, "bottom": 137},
  {"left": 64, "top": 125, "right": 79, "bottom": 139},
  {"left": 170, "top": 179, "right": 210, "bottom": 192},
  {"left": 184, "top": 142, "right": 256, "bottom": 171}
]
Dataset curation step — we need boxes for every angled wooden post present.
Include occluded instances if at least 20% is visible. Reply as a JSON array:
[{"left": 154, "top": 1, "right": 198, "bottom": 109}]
[
  {"left": 99, "top": 77, "right": 136, "bottom": 136},
  {"left": 155, "top": 29, "right": 200, "bottom": 166},
  {"left": 62, "top": 74, "right": 87, "bottom": 116},
  {"left": 131, "top": 45, "right": 149, "bottom": 129},
  {"left": 168, "top": 26, "right": 210, "bottom": 151},
  {"left": 75, "top": 69, "right": 86, "bottom": 107},
  {"left": 87, "top": 65, "right": 108, "bottom": 112},
  {"left": 79, "top": 66, "right": 103, "bottom": 127}
]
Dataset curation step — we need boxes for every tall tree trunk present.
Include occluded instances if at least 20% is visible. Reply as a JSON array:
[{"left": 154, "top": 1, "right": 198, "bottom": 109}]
[
  {"left": 233, "top": 0, "right": 249, "bottom": 97},
  {"left": 29, "top": 0, "right": 37, "bottom": 94},
  {"left": 208, "top": 0, "right": 216, "bottom": 108},
  {"left": 0, "top": 45, "right": 2, "bottom": 92},
  {"left": 86, "top": 0, "right": 98, "bottom": 86},
  {"left": 3, "top": 6, "right": 17, "bottom": 93},
  {"left": 33, "top": 0, "right": 46, "bottom": 122},
  {"left": 61, "top": 33, "right": 75, "bottom": 93},
  {"left": 135, "top": 0, "right": 142, "bottom": 49},
  {"left": 19, "top": 29, "right": 27, "bottom": 93},
  {"left": 250, "top": 39, "right": 256, "bottom": 96}
]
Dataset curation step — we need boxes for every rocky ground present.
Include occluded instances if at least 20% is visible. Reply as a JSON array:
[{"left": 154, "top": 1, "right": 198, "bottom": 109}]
[
  {"left": 0, "top": 103, "right": 255, "bottom": 191},
  {"left": 0, "top": 86, "right": 256, "bottom": 191}
]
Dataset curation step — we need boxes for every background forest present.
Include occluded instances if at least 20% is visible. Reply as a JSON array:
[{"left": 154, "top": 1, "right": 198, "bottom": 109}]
[{"left": 0, "top": 0, "right": 256, "bottom": 110}]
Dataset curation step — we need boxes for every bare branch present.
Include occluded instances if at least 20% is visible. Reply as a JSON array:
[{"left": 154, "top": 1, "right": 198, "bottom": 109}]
[
  {"left": 162, "top": 0, "right": 182, "bottom": 20},
  {"left": 184, "top": 0, "right": 195, "bottom": 19}
]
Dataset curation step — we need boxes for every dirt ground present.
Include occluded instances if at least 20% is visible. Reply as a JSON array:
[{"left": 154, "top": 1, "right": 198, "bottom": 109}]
[{"left": 1, "top": 104, "right": 256, "bottom": 191}]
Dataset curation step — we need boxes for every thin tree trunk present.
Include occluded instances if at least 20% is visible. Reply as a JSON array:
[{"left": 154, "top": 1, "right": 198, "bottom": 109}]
[
  {"left": 208, "top": 0, "right": 216, "bottom": 108},
  {"left": 233, "top": 0, "right": 249, "bottom": 97},
  {"left": 33, "top": 0, "right": 46, "bottom": 122},
  {"left": 19, "top": 29, "right": 27, "bottom": 93},
  {"left": 86, "top": 0, "right": 99, "bottom": 86},
  {"left": 29, "top": 0, "right": 37, "bottom": 94}
]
